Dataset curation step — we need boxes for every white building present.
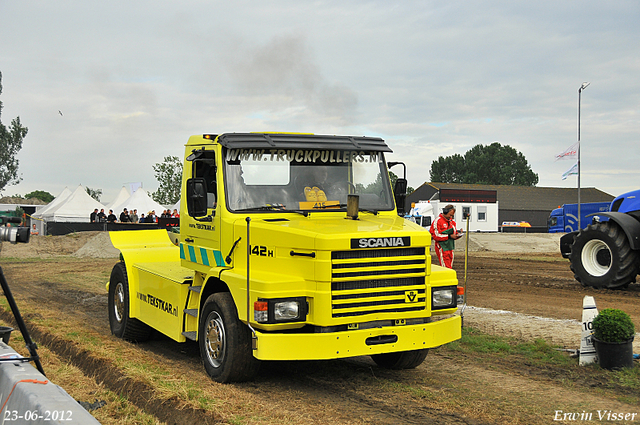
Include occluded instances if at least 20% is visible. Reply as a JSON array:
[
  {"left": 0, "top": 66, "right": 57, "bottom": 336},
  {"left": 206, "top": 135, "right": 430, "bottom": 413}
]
[{"left": 407, "top": 188, "right": 499, "bottom": 232}]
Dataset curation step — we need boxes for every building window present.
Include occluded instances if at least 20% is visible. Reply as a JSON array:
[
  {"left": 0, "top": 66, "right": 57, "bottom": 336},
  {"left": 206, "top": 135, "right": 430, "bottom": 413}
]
[
  {"left": 463, "top": 206, "right": 471, "bottom": 221},
  {"left": 477, "top": 206, "right": 487, "bottom": 222}
]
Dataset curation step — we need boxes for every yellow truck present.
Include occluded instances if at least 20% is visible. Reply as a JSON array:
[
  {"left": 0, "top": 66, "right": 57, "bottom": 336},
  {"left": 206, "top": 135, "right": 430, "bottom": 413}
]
[{"left": 107, "top": 133, "right": 462, "bottom": 382}]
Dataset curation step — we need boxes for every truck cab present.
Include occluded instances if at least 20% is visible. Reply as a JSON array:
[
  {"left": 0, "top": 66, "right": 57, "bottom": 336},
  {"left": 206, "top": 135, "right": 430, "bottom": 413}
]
[
  {"left": 547, "top": 207, "right": 564, "bottom": 233},
  {"left": 108, "top": 133, "right": 462, "bottom": 382}
]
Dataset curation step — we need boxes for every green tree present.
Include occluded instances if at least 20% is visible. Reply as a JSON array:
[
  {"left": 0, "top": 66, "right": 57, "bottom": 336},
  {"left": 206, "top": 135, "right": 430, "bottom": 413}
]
[
  {"left": 429, "top": 153, "right": 466, "bottom": 183},
  {"left": 389, "top": 171, "right": 398, "bottom": 188},
  {"left": 356, "top": 171, "right": 414, "bottom": 195},
  {"left": 429, "top": 142, "right": 538, "bottom": 186},
  {"left": 86, "top": 187, "right": 102, "bottom": 202},
  {"left": 25, "top": 190, "right": 54, "bottom": 203},
  {"left": 152, "top": 156, "right": 182, "bottom": 204},
  {"left": 0, "top": 72, "right": 28, "bottom": 194}
]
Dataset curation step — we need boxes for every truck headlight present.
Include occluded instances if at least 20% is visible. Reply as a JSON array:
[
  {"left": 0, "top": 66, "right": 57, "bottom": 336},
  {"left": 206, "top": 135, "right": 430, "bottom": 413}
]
[
  {"left": 254, "top": 297, "right": 308, "bottom": 324},
  {"left": 274, "top": 301, "right": 300, "bottom": 321},
  {"left": 432, "top": 286, "right": 457, "bottom": 309}
]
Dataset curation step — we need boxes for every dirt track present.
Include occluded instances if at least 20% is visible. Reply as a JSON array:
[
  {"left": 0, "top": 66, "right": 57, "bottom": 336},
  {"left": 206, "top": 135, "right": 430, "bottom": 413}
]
[{"left": 0, "top": 232, "right": 639, "bottom": 424}]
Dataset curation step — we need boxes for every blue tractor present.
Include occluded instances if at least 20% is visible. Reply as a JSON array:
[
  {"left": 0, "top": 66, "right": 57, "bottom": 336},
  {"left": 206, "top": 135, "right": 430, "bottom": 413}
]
[{"left": 560, "top": 189, "right": 640, "bottom": 289}]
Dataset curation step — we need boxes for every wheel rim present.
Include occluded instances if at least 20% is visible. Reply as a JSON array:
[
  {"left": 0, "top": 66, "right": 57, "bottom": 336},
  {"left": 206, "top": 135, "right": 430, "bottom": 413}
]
[
  {"left": 581, "top": 239, "right": 612, "bottom": 277},
  {"left": 205, "top": 311, "right": 225, "bottom": 368},
  {"left": 114, "top": 282, "right": 125, "bottom": 323}
]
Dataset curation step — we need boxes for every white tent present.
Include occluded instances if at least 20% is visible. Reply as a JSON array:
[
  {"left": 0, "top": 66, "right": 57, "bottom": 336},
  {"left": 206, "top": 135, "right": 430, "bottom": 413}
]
[
  {"left": 110, "top": 188, "right": 165, "bottom": 218},
  {"left": 106, "top": 186, "right": 131, "bottom": 211},
  {"left": 32, "top": 187, "right": 73, "bottom": 219},
  {"left": 36, "top": 185, "right": 105, "bottom": 222}
]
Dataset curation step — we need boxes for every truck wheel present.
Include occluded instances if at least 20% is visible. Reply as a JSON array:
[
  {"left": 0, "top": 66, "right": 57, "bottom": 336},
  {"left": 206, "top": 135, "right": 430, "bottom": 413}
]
[
  {"left": 570, "top": 222, "right": 639, "bottom": 289},
  {"left": 108, "top": 262, "right": 152, "bottom": 341},
  {"left": 371, "top": 349, "right": 429, "bottom": 370},
  {"left": 199, "top": 292, "right": 260, "bottom": 383}
]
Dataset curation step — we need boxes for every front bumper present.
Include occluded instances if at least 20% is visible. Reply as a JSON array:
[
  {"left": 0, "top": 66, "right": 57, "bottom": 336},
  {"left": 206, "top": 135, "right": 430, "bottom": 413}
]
[{"left": 252, "top": 314, "right": 461, "bottom": 360}]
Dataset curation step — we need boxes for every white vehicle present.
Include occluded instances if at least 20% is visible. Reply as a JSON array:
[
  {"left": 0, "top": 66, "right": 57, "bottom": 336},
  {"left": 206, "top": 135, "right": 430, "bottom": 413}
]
[
  {"left": 406, "top": 200, "right": 498, "bottom": 232},
  {"left": 406, "top": 201, "right": 438, "bottom": 228}
]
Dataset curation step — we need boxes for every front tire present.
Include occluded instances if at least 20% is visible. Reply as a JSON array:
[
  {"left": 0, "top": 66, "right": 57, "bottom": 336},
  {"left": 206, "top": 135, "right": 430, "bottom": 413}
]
[
  {"left": 569, "top": 222, "right": 639, "bottom": 289},
  {"left": 371, "top": 349, "right": 429, "bottom": 370},
  {"left": 199, "top": 292, "right": 260, "bottom": 383},
  {"left": 108, "top": 262, "right": 152, "bottom": 341}
]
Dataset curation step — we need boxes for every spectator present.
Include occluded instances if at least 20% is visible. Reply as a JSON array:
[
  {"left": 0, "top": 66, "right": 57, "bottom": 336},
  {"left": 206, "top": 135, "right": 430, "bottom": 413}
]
[
  {"left": 148, "top": 210, "right": 157, "bottom": 223},
  {"left": 130, "top": 209, "right": 139, "bottom": 223},
  {"left": 107, "top": 209, "right": 117, "bottom": 223},
  {"left": 139, "top": 213, "right": 146, "bottom": 223},
  {"left": 31, "top": 224, "right": 39, "bottom": 235},
  {"left": 90, "top": 208, "right": 98, "bottom": 223},
  {"left": 119, "top": 208, "right": 130, "bottom": 223},
  {"left": 97, "top": 209, "right": 107, "bottom": 222},
  {"left": 429, "top": 204, "right": 462, "bottom": 269},
  {"left": 172, "top": 209, "right": 179, "bottom": 218}
]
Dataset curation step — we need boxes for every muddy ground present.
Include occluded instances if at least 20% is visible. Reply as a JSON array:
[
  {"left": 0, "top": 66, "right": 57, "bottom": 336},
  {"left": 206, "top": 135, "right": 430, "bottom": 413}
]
[{"left": 0, "top": 232, "right": 639, "bottom": 424}]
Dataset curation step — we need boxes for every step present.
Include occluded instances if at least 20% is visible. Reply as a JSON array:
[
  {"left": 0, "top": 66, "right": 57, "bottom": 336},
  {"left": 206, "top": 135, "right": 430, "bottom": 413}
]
[
  {"left": 188, "top": 285, "right": 202, "bottom": 293},
  {"left": 184, "top": 308, "right": 198, "bottom": 318},
  {"left": 182, "top": 331, "right": 197, "bottom": 341}
]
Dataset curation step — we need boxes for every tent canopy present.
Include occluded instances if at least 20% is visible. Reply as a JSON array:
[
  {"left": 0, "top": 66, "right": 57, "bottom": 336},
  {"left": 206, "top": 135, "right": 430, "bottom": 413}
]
[
  {"left": 105, "top": 186, "right": 131, "bottom": 211},
  {"left": 35, "top": 185, "right": 105, "bottom": 222},
  {"left": 32, "top": 187, "right": 72, "bottom": 218},
  {"left": 110, "top": 188, "right": 165, "bottom": 217}
]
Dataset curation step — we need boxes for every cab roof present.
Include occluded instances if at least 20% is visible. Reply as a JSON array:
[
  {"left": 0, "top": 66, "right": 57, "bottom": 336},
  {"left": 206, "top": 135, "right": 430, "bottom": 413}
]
[{"left": 199, "top": 133, "right": 393, "bottom": 152}]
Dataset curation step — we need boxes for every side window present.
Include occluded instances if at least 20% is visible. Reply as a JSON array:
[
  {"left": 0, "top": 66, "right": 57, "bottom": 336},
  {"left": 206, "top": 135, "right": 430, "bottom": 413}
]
[{"left": 193, "top": 152, "right": 217, "bottom": 209}]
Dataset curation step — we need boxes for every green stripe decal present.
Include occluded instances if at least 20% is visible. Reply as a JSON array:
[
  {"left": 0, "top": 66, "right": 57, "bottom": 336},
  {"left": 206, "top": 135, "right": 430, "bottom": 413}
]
[
  {"left": 180, "top": 243, "right": 226, "bottom": 267},
  {"left": 200, "top": 247, "right": 210, "bottom": 266},
  {"left": 213, "top": 250, "right": 225, "bottom": 267}
]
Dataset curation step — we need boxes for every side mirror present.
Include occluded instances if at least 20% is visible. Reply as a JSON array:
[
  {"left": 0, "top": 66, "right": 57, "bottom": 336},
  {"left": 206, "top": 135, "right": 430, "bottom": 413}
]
[
  {"left": 187, "top": 178, "right": 208, "bottom": 217},
  {"left": 393, "top": 178, "right": 407, "bottom": 216}
]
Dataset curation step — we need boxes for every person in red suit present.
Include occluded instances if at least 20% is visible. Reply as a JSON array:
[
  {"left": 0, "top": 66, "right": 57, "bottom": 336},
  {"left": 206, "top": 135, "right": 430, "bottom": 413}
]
[{"left": 429, "top": 204, "right": 462, "bottom": 268}]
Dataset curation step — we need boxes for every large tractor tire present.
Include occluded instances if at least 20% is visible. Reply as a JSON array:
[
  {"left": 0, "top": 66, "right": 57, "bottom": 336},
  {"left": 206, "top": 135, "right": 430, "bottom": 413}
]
[
  {"left": 108, "top": 262, "right": 152, "bottom": 341},
  {"left": 569, "top": 222, "right": 640, "bottom": 289},
  {"left": 199, "top": 292, "right": 260, "bottom": 383},
  {"left": 371, "top": 349, "right": 429, "bottom": 370}
]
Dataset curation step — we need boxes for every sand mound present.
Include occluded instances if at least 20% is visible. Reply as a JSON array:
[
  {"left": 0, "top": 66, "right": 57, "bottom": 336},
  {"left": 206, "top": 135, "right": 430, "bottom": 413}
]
[{"left": 72, "top": 232, "right": 120, "bottom": 258}]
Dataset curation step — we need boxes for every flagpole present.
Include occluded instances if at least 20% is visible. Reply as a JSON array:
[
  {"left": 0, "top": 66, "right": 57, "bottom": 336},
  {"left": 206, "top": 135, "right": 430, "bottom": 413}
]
[{"left": 577, "top": 82, "right": 590, "bottom": 230}]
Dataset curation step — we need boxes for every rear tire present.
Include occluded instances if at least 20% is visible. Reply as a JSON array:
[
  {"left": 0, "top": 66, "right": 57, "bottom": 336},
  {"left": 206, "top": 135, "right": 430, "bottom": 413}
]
[
  {"left": 108, "top": 262, "right": 152, "bottom": 341},
  {"left": 371, "top": 349, "right": 429, "bottom": 370},
  {"left": 199, "top": 292, "right": 260, "bottom": 383},
  {"left": 569, "top": 222, "right": 639, "bottom": 289}
]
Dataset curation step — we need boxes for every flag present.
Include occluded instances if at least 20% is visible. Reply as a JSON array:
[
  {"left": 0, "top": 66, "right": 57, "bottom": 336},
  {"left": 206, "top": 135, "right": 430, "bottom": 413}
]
[
  {"left": 129, "top": 182, "right": 142, "bottom": 193},
  {"left": 562, "top": 161, "right": 579, "bottom": 180},
  {"left": 555, "top": 142, "right": 579, "bottom": 161}
]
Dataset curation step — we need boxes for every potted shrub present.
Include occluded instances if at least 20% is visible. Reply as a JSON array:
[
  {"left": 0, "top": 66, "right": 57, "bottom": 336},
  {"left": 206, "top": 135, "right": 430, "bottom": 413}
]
[{"left": 591, "top": 308, "right": 635, "bottom": 370}]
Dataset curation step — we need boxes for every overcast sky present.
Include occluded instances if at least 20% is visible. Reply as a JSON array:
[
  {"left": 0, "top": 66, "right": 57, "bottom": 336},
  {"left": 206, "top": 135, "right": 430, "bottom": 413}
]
[{"left": 1, "top": 1, "right": 638, "bottom": 204}]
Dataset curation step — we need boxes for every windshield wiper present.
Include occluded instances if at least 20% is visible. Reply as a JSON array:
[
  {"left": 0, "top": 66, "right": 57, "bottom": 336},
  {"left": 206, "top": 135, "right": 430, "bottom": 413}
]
[
  {"left": 235, "top": 205, "right": 309, "bottom": 216},
  {"left": 235, "top": 205, "right": 285, "bottom": 212},
  {"left": 312, "top": 203, "right": 347, "bottom": 209},
  {"left": 359, "top": 208, "right": 379, "bottom": 215}
]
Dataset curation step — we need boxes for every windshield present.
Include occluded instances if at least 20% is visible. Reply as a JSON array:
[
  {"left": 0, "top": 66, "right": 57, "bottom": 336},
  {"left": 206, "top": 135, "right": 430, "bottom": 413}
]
[{"left": 224, "top": 148, "right": 395, "bottom": 212}]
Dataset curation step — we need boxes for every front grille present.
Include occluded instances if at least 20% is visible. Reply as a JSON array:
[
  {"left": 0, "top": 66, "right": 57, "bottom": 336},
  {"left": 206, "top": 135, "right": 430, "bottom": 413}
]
[{"left": 331, "top": 247, "right": 426, "bottom": 318}]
